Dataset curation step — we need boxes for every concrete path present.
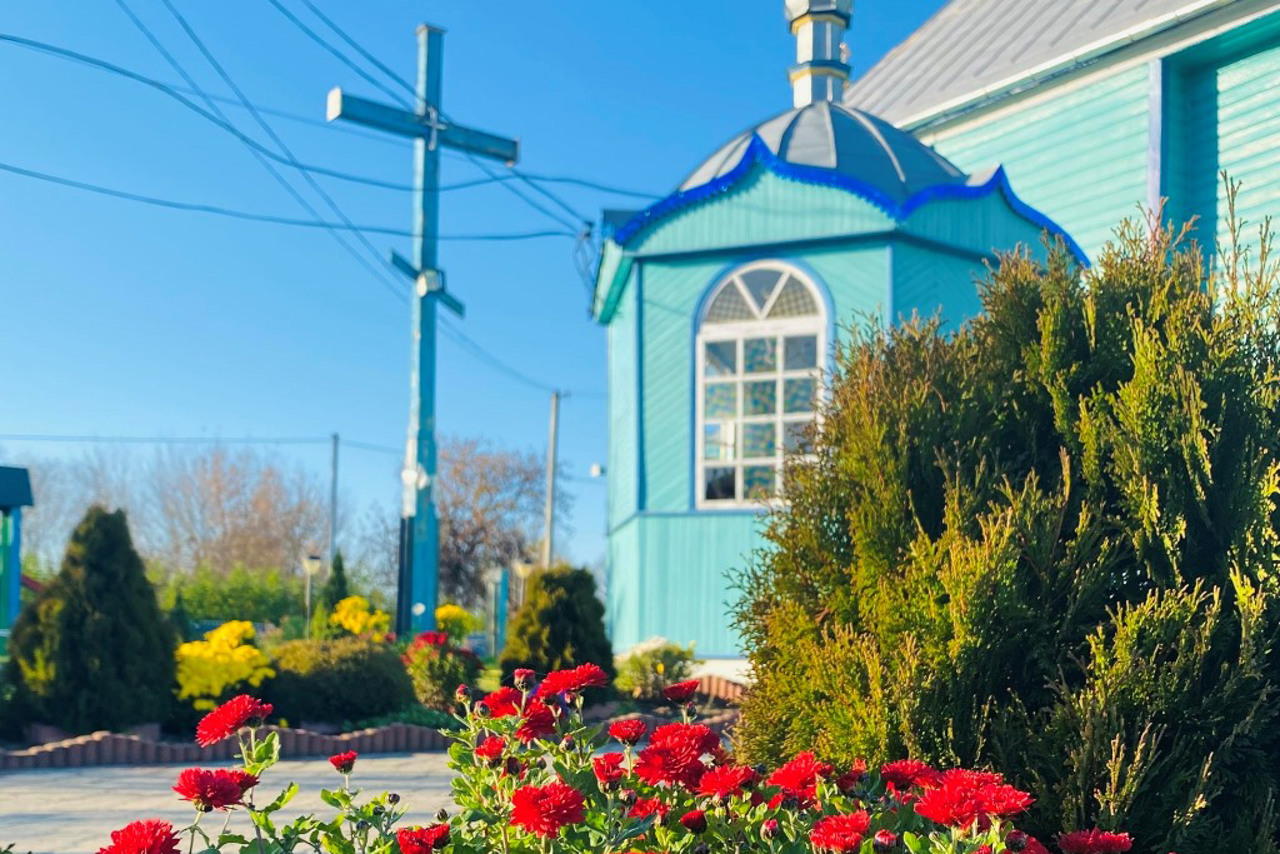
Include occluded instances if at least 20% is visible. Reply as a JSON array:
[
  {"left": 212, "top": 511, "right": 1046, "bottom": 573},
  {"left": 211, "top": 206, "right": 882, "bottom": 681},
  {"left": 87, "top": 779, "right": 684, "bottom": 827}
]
[{"left": 0, "top": 753, "right": 454, "bottom": 854}]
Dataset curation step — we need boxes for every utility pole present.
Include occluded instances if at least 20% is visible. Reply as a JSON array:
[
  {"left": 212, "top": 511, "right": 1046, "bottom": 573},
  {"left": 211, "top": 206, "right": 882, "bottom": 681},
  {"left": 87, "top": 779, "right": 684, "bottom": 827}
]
[
  {"left": 327, "top": 26, "right": 519, "bottom": 633},
  {"left": 328, "top": 432, "right": 339, "bottom": 566},
  {"left": 541, "top": 390, "right": 562, "bottom": 568}
]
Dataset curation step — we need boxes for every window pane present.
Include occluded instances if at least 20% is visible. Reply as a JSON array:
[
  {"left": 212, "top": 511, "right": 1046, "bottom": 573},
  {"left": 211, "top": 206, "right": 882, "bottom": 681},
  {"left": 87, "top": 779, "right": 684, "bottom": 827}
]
[
  {"left": 705, "top": 282, "right": 755, "bottom": 323},
  {"left": 743, "top": 423, "right": 776, "bottom": 459},
  {"left": 784, "top": 335, "right": 818, "bottom": 370},
  {"left": 704, "top": 340, "right": 736, "bottom": 376},
  {"left": 744, "top": 466, "right": 775, "bottom": 499},
  {"left": 739, "top": 269, "right": 783, "bottom": 311},
  {"left": 705, "top": 383, "right": 737, "bottom": 419},
  {"left": 768, "top": 277, "right": 818, "bottom": 318},
  {"left": 745, "top": 380, "right": 777, "bottom": 415},
  {"left": 705, "top": 467, "right": 736, "bottom": 501},
  {"left": 784, "top": 420, "right": 813, "bottom": 454},
  {"left": 784, "top": 378, "right": 816, "bottom": 413},
  {"left": 704, "top": 424, "right": 736, "bottom": 461},
  {"left": 744, "top": 338, "right": 777, "bottom": 373}
]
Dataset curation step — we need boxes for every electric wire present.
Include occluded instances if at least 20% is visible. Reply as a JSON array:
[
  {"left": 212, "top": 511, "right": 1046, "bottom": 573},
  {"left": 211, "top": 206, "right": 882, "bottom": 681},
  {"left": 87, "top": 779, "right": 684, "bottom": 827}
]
[
  {"left": 295, "top": 0, "right": 417, "bottom": 97},
  {"left": 0, "top": 433, "right": 404, "bottom": 457}
]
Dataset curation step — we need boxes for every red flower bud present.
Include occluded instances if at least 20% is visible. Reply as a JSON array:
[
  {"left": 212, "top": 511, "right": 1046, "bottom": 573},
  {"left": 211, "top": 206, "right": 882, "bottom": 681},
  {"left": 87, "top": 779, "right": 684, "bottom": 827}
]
[
  {"left": 514, "top": 668, "right": 535, "bottom": 691},
  {"left": 328, "top": 750, "right": 357, "bottom": 775},
  {"left": 873, "top": 829, "right": 899, "bottom": 853},
  {"left": 1006, "top": 830, "right": 1029, "bottom": 852},
  {"left": 680, "top": 809, "right": 708, "bottom": 834},
  {"left": 455, "top": 684, "right": 471, "bottom": 703},
  {"left": 761, "top": 819, "right": 779, "bottom": 840}
]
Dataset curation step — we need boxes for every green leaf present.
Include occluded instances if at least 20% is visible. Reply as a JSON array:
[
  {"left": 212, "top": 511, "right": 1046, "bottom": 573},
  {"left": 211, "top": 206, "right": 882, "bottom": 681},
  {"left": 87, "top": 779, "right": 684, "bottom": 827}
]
[
  {"left": 217, "top": 834, "right": 250, "bottom": 846},
  {"left": 262, "top": 782, "right": 298, "bottom": 814},
  {"left": 902, "top": 831, "right": 925, "bottom": 854}
]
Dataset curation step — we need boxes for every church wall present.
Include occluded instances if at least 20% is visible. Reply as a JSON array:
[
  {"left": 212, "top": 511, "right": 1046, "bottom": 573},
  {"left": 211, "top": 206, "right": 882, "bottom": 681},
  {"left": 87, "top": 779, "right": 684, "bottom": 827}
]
[
  {"left": 890, "top": 243, "right": 987, "bottom": 330},
  {"left": 922, "top": 64, "right": 1152, "bottom": 262},
  {"left": 607, "top": 276, "right": 639, "bottom": 528}
]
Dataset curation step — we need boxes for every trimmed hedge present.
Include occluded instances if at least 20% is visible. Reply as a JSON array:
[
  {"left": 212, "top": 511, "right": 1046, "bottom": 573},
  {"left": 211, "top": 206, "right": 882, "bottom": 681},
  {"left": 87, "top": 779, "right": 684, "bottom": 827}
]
[{"left": 263, "top": 637, "right": 413, "bottom": 726}]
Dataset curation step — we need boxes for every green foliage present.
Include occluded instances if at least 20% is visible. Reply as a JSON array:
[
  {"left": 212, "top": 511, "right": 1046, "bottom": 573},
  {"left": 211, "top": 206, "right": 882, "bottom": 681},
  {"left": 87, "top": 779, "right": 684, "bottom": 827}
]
[
  {"left": 402, "top": 633, "right": 482, "bottom": 711},
  {"left": 321, "top": 551, "right": 349, "bottom": 611},
  {"left": 6, "top": 506, "right": 176, "bottom": 734},
  {"left": 348, "top": 703, "right": 460, "bottom": 732},
  {"left": 499, "top": 566, "right": 615, "bottom": 688},
  {"left": 734, "top": 207, "right": 1280, "bottom": 853},
  {"left": 158, "top": 565, "right": 304, "bottom": 625},
  {"left": 614, "top": 637, "right": 701, "bottom": 700},
  {"left": 263, "top": 637, "right": 414, "bottom": 725},
  {"left": 169, "top": 590, "right": 193, "bottom": 643}
]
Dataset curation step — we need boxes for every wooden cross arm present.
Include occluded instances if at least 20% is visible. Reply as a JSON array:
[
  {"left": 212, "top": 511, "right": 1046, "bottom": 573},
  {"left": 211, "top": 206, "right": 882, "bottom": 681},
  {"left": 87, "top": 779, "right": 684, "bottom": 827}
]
[{"left": 327, "top": 87, "right": 519, "bottom": 165}]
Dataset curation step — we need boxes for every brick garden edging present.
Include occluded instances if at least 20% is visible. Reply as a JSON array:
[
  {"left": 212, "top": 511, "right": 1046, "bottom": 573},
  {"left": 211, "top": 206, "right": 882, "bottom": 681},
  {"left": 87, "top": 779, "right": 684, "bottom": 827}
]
[{"left": 0, "top": 675, "right": 747, "bottom": 771}]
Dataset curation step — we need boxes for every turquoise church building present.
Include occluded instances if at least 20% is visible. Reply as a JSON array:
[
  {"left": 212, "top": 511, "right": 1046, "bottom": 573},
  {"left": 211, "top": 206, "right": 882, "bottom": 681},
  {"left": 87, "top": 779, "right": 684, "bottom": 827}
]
[{"left": 593, "top": 0, "right": 1280, "bottom": 658}]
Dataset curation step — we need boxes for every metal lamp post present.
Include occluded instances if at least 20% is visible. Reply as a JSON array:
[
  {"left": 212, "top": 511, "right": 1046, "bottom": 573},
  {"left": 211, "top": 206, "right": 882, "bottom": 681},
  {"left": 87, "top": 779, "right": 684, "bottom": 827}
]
[{"left": 302, "top": 553, "right": 324, "bottom": 627}]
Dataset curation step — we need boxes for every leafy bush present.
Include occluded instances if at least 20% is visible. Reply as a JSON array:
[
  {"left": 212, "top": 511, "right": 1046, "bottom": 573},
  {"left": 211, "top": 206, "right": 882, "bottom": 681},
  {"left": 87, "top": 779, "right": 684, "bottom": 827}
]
[
  {"left": 347, "top": 703, "right": 459, "bottom": 732},
  {"left": 263, "top": 636, "right": 413, "bottom": 725},
  {"left": 175, "top": 621, "right": 274, "bottom": 711},
  {"left": 157, "top": 565, "right": 304, "bottom": 626},
  {"left": 734, "top": 209, "right": 1280, "bottom": 852},
  {"left": 499, "top": 566, "right": 614, "bottom": 688},
  {"left": 402, "top": 630, "right": 482, "bottom": 711},
  {"left": 614, "top": 637, "right": 701, "bottom": 700},
  {"left": 6, "top": 506, "right": 176, "bottom": 734}
]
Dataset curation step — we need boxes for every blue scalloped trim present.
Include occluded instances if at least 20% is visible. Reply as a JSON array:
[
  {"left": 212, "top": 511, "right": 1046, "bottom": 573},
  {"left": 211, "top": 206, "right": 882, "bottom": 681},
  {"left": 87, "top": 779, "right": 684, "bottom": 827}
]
[{"left": 612, "top": 134, "right": 1088, "bottom": 265}]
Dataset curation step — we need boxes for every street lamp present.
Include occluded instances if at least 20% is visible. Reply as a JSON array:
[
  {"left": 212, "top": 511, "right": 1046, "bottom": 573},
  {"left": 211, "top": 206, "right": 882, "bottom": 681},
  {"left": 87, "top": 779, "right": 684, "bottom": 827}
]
[{"left": 302, "top": 553, "right": 323, "bottom": 627}]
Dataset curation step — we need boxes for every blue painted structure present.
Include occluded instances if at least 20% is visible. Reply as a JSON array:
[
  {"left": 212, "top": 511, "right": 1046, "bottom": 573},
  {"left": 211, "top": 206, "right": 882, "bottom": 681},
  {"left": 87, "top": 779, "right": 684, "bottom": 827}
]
[
  {"left": 326, "top": 26, "right": 519, "bottom": 634},
  {"left": 0, "top": 466, "right": 34, "bottom": 656},
  {"left": 593, "top": 1, "right": 1081, "bottom": 657}
]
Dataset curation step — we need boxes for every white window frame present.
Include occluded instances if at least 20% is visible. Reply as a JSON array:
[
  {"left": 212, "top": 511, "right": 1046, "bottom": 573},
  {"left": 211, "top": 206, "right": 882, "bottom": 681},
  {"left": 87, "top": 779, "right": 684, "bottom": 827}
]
[{"left": 694, "top": 260, "right": 825, "bottom": 510}]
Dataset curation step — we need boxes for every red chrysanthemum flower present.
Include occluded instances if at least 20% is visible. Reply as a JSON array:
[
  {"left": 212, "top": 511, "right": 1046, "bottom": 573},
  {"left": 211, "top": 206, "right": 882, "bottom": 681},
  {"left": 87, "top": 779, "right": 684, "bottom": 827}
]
[
  {"left": 631, "top": 722, "right": 719, "bottom": 788},
  {"left": 593, "top": 752, "right": 627, "bottom": 788},
  {"left": 811, "top": 811, "right": 871, "bottom": 853},
  {"left": 628, "top": 797, "right": 670, "bottom": 820},
  {"left": 1057, "top": 830, "right": 1134, "bottom": 854},
  {"left": 836, "top": 758, "right": 868, "bottom": 794},
  {"left": 914, "top": 769, "right": 1033, "bottom": 831},
  {"left": 515, "top": 699, "right": 557, "bottom": 743},
  {"left": 194, "top": 695, "right": 272, "bottom": 747},
  {"left": 476, "top": 736, "right": 505, "bottom": 764},
  {"left": 679, "top": 809, "right": 708, "bottom": 834},
  {"left": 173, "top": 768, "right": 244, "bottom": 811},
  {"left": 510, "top": 780, "right": 586, "bottom": 838},
  {"left": 396, "top": 823, "right": 450, "bottom": 854},
  {"left": 696, "top": 764, "right": 756, "bottom": 800},
  {"left": 766, "top": 751, "right": 834, "bottom": 804},
  {"left": 880, "top": 759, "right": 942, "bottom": 792},
  {"left": 608, "top": 719, "right": 648, "bottom": 745},
  {"left": 1019, "top": 836, "right": 1051, "bottom": 854},
  {"left": 533, "top": 663, "right": 610, "bottom": 699},
  {"left": 662, "top": 679, "right": 700, "bottom": 702},
  {"left": 649, "top": 723, "right": 720, "bottom": 754},
  {"left": 329, "top": 750, "right": 358, "bottom": 774},
  {"left": 226, "top": 770, "right": 258, "bottom": 793},
  {"left": 481, "top": 686, "right": 523, "bottom": 718},
  {"left": 97, "top": 819, "right": 181, "bottom": 854}
]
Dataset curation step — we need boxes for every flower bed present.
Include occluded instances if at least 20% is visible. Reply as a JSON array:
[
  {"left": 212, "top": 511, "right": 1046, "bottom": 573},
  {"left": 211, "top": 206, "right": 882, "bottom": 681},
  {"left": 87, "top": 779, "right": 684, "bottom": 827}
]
[{"left": 92, "top": 662, "right": 1134, "bottom": 854}]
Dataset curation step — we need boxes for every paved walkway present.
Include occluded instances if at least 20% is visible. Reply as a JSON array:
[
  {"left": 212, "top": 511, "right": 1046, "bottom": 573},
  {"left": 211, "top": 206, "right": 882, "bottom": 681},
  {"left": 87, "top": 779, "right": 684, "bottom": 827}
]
[{"left": 0, "top": 753, "right": 454, "bottom": 854}]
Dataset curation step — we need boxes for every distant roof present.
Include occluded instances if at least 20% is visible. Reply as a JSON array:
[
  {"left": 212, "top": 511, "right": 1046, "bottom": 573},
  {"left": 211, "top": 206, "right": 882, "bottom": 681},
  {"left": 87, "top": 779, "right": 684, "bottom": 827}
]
[
  {"left": 0, "top": 466, "right": 33, "bottom": 509},
  {"left": 678, "top": 100, "right": 965, "bottom": 204},
  {"left": 846, "top": 0, "right": 1247, "bottom": 128}
]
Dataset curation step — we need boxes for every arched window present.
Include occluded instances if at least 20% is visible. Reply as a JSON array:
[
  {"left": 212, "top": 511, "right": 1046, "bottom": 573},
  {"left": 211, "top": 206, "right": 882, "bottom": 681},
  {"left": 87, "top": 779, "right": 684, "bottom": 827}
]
[{"left": 696, "top": 261, "right": 825, "bottom": 507}]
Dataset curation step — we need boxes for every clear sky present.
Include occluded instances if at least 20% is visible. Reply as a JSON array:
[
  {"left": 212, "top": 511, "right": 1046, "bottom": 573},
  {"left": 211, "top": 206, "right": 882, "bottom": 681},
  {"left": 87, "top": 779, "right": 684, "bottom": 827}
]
[{"left": 0, "top": 0, "right": 944, "bottom": 568}]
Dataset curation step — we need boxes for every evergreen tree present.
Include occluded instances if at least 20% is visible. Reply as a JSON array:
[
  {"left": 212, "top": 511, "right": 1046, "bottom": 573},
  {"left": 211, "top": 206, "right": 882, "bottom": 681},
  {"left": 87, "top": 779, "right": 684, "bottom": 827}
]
[
  {"left": 169, "top": 589, "right": 193, "bottom": 643},
  {"left": 321, "top": 550, "right": 350, "bottom": 611},
  {"left": 7, "top": 506, "right": 176, "bottom": 734},
  {"left": 733, "top": 208, "right": 1280, "bottom": 852},
  {"left": 499, "top": 566, "right": 614, "bottom": 687}
]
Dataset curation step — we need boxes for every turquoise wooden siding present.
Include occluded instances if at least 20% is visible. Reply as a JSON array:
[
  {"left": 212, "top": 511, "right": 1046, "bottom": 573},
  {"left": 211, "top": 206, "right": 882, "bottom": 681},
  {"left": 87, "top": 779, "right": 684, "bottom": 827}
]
[
  {"left": 631, "top": 169, "right": 895, "bottom": 257},
  {"left": 1165, "top": 13, "right": 1280, "bottom": 266},
  {"left": 891, "top": 243, "right": 988, "bottom": 329},
  {"left": 607, "top": 279, "right": 638, "bottom": 527},
  {"left": 926, "top": 64, "right": 1152, "bottom": 261},
  {"left": 608, "top": 513, "right": 763, "bottom": 656},
  {"left": 902, "top": 191, "right": 1059, "bottom": 261}
]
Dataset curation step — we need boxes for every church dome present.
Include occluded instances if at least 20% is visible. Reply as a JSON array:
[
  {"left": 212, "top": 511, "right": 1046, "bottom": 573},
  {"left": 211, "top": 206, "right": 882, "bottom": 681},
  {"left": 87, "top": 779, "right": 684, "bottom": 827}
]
[{"left": 679, "top": 100, "right": 967, "bottom": 205}]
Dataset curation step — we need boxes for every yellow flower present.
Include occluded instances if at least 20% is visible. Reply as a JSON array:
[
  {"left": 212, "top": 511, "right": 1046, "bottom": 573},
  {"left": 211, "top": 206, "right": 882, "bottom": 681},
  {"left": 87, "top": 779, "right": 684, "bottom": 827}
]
[
  {"left": 330, "top": 595, "right": 391, "bottom": 641},
  {"left": 175, "top": 620, "right": 274, "bottom": 710}
]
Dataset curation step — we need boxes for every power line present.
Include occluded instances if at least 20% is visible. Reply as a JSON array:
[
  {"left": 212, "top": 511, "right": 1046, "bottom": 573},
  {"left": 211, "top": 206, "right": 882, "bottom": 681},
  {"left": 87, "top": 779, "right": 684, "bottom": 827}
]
[
  {"left": 0, "top": 159, "right": 575, "bottom": 242},
  {"left": 295, "top": 0, "right": 416, "bottom": 96},
  {"left": 0, "top": 433, "right": 404, "bottom": 457}
]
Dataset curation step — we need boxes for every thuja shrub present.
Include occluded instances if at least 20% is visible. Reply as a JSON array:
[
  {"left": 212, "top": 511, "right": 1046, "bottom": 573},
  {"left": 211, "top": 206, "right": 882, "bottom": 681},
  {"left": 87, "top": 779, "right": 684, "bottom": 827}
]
[
  {"left": 733, "top": 205, "right": 1280, "bottom": 852},
  {"left": 7, "top": 506, "right": 175, "bottom": 734},
  {"left": 499, "top": 566, "right": 615, "bottom": 690},
  {"left": 94, "top": 661, "right": 1135, "bottom": 854}
]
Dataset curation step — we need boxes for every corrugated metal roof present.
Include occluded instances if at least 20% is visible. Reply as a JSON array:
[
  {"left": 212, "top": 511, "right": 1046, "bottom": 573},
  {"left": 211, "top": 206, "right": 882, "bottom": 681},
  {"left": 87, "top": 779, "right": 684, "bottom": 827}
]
[{"left": 846, "top": 0, "right": 1248, "bottom": 127}]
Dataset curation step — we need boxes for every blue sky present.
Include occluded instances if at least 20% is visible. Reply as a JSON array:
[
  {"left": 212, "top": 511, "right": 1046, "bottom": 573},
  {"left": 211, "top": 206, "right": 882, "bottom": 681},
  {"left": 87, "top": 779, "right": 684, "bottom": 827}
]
[{"left": 0, "top": 0, "right": 943, "bottom": 568}]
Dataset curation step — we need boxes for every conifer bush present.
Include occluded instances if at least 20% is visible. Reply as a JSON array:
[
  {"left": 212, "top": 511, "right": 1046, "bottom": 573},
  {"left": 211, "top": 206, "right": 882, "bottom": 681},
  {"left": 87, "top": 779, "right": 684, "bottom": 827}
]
[
  {"left": 264, "top": 636, "right": 413, "bottom": 725},
  {"left": 499, "top": 566, "right": 615, "bottom": 688},
  {"left": 734, "top": 203, "right": 1280, "bottom": 853},
  {"left": 6, "top": 506, "right": 176, "bottom": 734}
]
